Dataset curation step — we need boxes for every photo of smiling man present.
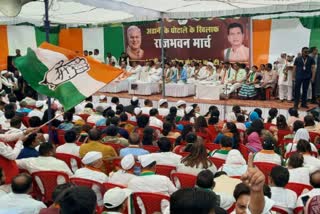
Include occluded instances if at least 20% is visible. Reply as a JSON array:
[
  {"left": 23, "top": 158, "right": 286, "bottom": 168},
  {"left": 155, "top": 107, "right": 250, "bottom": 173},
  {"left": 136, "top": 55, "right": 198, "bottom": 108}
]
[
  {"left": 126, "top": 25, "right": 144, "bottom": 60},
  {"left": 224, "top": 22, "right": 249, "bottom": 63}
]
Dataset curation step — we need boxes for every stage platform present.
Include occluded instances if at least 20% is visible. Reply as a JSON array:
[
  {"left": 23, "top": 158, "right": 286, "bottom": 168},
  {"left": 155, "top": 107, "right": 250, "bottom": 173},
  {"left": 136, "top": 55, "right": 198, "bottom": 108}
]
[{"left": 95, "top": 92, "right": 317, "bottom": 120}]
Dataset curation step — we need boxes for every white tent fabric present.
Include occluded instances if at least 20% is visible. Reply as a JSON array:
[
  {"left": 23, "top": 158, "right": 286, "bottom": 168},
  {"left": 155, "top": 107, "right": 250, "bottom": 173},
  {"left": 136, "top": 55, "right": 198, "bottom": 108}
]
[{"left": 1, "top": 0, "right": 320, "bottom": 25}]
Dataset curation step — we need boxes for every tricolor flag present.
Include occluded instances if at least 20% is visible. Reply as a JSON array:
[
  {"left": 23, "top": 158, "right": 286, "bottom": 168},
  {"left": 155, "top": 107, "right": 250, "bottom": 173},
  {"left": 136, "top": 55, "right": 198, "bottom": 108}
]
[{"left": 14, "top": 42, "right": 123, "bottom": 110}]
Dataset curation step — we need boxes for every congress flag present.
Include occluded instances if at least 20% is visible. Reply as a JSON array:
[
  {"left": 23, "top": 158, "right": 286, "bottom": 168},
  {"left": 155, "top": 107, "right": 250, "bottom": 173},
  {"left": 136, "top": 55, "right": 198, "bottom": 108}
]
[{"left": 14, "top": 42, "right": 123, "bottom": 110}]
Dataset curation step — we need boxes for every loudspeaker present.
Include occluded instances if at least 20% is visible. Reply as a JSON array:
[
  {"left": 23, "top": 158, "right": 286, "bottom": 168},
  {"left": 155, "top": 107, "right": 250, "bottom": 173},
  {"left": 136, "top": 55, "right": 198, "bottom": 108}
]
[
  {"left": 0, "top": 0, "right": 36, "bottom": 17},
  {"left": 131, "top": 83, "right": 138, "bottom": 90}
]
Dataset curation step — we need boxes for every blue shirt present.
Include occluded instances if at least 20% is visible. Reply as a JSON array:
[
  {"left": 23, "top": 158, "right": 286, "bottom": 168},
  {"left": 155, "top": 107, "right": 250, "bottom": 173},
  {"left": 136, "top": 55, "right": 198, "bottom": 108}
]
[
  {"left": 58, "top": 122, "right": 74, "bottom": 131},
  {"left": 17, "top": 147, "right": 39, "bottom": 159},
  {"left": 96, "top": 118, "right": 106, "bottom": 126},
  {"left": 170, "top": 69, "right": 177, "bottom": 83},
  {"left": 17, "top": 108, "right": 32, "bottom": 114},
  {"left": 119, "top": 147, "right": 149, "bottom": 157},
  {"left": 180, "top": 68, "right": 188, "bottom": 83}
]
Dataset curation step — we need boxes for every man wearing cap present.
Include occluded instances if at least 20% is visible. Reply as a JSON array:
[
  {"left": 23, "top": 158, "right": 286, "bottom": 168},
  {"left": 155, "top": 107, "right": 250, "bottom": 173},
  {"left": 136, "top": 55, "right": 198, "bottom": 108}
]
[
  {"left": 0, "top": 70, "right": 14, "bottom": 93},
  {"left": 72, "top": 151, "right": 108, "bottom": 183},
  {"left": 149, "top": 108, "right": 163, "bottom": 130},
  {"left": 158, "top": 99, "right": 169, "bottom": 117},
  {"left": 128, "top": 156, "right": 177, "bottom": 196},
  {"left": 95, "top": 95, "right": 110, "bottom": 110},
  {"left": 103, "top": 187, "right": 132, "bottom": 214},
  {"left": 119, "top": 133, "right": 149, "bottom": 157},
  {"left": 129, "top": 107, "right": 142, "bottom": 122},
  {"left": 108, "top": 154, "right": 136, "bottom": 186},
  {"left": 124, "top": 97, "right": 139, "bottom": 115},
  {"left": 176, "top": 100, "right": 186, "bottom": 118},
  {"left": 28, "top": 101, "right": 44, "bottom": 119},
  {"left": 278, "top": 54, "right": 295, "bottom": 102},
  {"left": 141, "top": 99, "right": 153, "bottom": 115},
  {"left": 79, "top": 129, "right": 117, "bottom": 171}
]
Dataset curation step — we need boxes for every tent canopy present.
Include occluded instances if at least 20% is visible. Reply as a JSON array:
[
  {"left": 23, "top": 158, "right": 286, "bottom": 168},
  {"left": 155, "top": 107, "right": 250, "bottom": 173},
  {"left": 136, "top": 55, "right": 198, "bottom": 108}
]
[{"left": 1, "top": 0, "right": 320, "bottom": 25}]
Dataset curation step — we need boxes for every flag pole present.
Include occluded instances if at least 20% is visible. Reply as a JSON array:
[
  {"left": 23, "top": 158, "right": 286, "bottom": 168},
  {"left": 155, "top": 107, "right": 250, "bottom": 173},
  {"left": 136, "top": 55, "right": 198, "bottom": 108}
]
[
  {"left": 44, "top": 0, "right": 52, "bottom": 143},
  {"left": 160, "top": 12, "right": 165, "bottom": 98}
]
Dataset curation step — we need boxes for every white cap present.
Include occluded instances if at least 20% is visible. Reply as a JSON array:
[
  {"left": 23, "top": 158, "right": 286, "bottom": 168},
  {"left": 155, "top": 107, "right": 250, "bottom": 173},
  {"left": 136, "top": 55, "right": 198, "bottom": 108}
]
[
  {"left": 158, "top": 99, "right": 167, "bottom": 106},
  {"left": 131, "top": 96, "right": 138, "bottom": 102},
  {"left": 35, "top": 101, "right": 44, "bottom": 108},
  {"left": 185, "top": 106, "right": 193, "bottom": 114},
  {"left": 207, "top": 62, "right": 214, "bottom": 68},
  {"left": 140, "top": 155, "right": 156, "bottom": 168},
  {"left": 82, "top": 151, "right": 102, "bottom": 165},
  {"left": 103, "top": 187, "right": 132, "bottom": 209},
  {"left": 288, "top": 53, "right": 295, "bottom": 57},
  {"left": 121, "top": 154, "right": 135, "bottom": 170},
  {"left": 176, "top": 100, "right": 186, "bottom": 107},
  {"left": 134, "top": 107, "right": 142, "bottom": 115},
  {"left": 1, "top": 70, "right": 8, "bottom": 75},
  {"left": 99, "top": 95, "right": 106, "bottom": 100}
]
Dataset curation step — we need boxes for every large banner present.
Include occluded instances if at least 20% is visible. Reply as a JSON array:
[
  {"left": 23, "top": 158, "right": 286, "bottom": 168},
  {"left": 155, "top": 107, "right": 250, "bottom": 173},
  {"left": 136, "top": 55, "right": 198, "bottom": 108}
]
[{"left": 124, "top": 18, "right": 250, "bottom": 64}]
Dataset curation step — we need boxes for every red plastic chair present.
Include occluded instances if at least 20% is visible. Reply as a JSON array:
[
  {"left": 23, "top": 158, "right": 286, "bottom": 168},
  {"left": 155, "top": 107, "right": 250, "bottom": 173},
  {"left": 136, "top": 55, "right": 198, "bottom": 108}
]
[
  {"left": 103, "top": 182, "right": 127, "bottom": 191},
  {"left": 309, "top": 132, "right": 320, "bottom": 143},
  {"left": 205, "top": 143, "right": 221, "bottom": 152},
  {"left": 22, "top": 116, "right": 30, "bottom": 127},
  {"left": 55, "top": 153, "right": 82, "bottom": 173},
  {"left": 179, "top": 152, "right": 190, "bottom": 157},
  {"left": 305, "top": 195, "right": 320, "bottom": 214},
  {"left": 285, "top": 182, "right": 313, "bottom": 196},
  {"left": 208, "top": 157, "right": 226, "bottom": 169},
  {"left": 56, "top": 129, "right": 66, "bottom": 145},
  {"left": 0, "top": 156, "right": 19, "bottom": 184},
  {"left": 149, "top": 125, "right": 162, "bottom": 132},
  {"left": 171, "top": 172, "right": 197, "bottom": 189},
  {"left": 271, "top": 206, "right": 289, "bottom": 214},
  {"left": 127, "top": 120, "right": 137, "bottom": 126},
  {"left": 70, "top": 177, "right": 106, "bottom": 203},
  {"left": 132, "top": 192, "right": 170, "bottom": 214},
  {"left": 142, "top": 145, "right": 159, "bottom": 153},
  {"left": 254, "top": 162, "right": 278, "bottom": 184},
  {"left": 78, "top": 114, "right": 90, "bottom": 122},
  {"left": 31, "top": 171, "right": 69, "bottom": 203},
  {"left": 238, "top": 143, "right": 251, "bottom": 162},
  {"left": 156, "top": 165, "right": 176, "bottom": 178},
  {"left": 6, "top": 140, "right": 17, "bottom": 148}
]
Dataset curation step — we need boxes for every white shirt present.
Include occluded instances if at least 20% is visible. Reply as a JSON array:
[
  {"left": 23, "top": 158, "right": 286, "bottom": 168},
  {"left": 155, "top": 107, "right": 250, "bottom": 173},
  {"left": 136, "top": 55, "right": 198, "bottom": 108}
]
[
  {"left": 128, "top": 174, "right": 177, "bottom": 196},
  {"left": 149, "top": 116, "right": 163, "bottom": 129},
  {"left": 230, "top": 196, "right": 274, "bottom": 214},
  {"left": 28, "top": 109, "right": 44, "bottom": 120},
  {"left": 93, "top": 54, "right": 105, "bottom": 63},
  {"left": 56, "top": 143, "right": 80, "bottom": 157},
  {"left": 176, "top": 108, "right": 185, "bottom": 118},
  {"left": 0, "top": 140, "right": 23, "bottom": 160},
  {"left": 108, "top": 170, "right": 136, "bottom": 186},
  {"left": 254, "top": 152, "right": 282, "bottom": 166},
  {"left": 87, "top": 114, "right": 104, "bottom": 124},
  {"left": 271, "top": 187, "right": 297, "bottom": 214},
  {"left": 106, "top": 56, "right": 118, "bottom": 65},
  {"left": 158, "top": 108, "right": 169, "bottom": 117},
  {"left": 296, "top": 188, "right": 320, "bottom": 210},
  {"left": 302, "top": 155, "right": 320, "bottom": 171},
  {"left": 141, "top": 106, "right": 152, "bottom": 115},
  {"left": 140, "top": 152, "right": 182, "bottom": 167},
  {"left": 72, "top": 167, "right": 108, "bottom": 183},
  {"left": 0, "top": 192, "right": 46, "bottom": 213},
  {"left": 216, "top": 191, "right": 236, "bottom": 210},
  {"left": 288, "top": 167, "right": 311, "bottom": 186},
  {"left": 16, "top": 156, "right": 73, "bottom": 176}
]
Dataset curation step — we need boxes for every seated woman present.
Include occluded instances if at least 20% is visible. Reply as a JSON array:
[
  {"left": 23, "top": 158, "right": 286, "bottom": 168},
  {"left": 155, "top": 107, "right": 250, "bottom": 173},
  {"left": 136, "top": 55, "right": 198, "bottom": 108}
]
[
  {"left": 174, "top": 124, "right": 194, "bottom": 147},
  {"left": 160, "top": 122, "right": 180, "bottom": 139},
  {"left": 238, "top": 65, "right": 258, "bottom": 99},
  {"left": 287, "top": 152, "right": 311, "bottom": 186},
  {"left": 195, "top": 116, "right": 215, "bottom": 142},
  {"left": 253, "top": 137, "right": 282, "bottom": 165},
  {"left": 304, "top": 115, "right": 320, "bottom": 132},
  {"left": 286, "top": 128, "right": 318, "bottom": 155},
  {"left": 214, "top": 122, "right": 240, "bottom": 149},
  {"left": 141, "top": 127, "right": 158, "bottom": 146},
  {"left": 58, "top": 112, "right": 74, "bottom": 131},
  {"left": 246, "top": 119, "right": 264, "bottom": 153},
  {"left": 177, "top": 139, "right": 217, "bottom": 175},
  {"left": 219, "top": 149, "right": 247, "bottom": 177},
  {"left": 181, "top": 106, "right": 196, "bottom": 124}
]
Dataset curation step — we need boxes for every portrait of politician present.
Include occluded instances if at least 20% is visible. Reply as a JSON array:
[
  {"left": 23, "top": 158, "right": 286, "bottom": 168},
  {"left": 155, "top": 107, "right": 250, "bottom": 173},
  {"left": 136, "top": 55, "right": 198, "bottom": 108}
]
[
  {"left": 224, "top": 22, "right": 249, "bottom": 63},
  {"left": 126, "top": 25, "right": 144, "bottom": 60}
]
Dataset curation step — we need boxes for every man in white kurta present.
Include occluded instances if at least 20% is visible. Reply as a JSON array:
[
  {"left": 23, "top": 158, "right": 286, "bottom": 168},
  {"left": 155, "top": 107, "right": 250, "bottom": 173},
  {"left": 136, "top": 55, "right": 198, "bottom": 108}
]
[
  {"left": 278, "top": 55, "right": 294, "bottom": 101},
  {"left": 128, "top": 156, "right": 177, "bottom": 196},
  {"left": 224, "top": 63, "right": 247, "bottom": 95},
  {"left": 108, "top": 154, "right": 136, "bottom": 186},
  {"left": 149, "top": 62, "right": 162, "bottom": 83},
  {"left": 28, "top": 101, "right": 45, "bottom": 120},
  {"left": 158, "top": 99, "right": 169, "bottom": 117}
]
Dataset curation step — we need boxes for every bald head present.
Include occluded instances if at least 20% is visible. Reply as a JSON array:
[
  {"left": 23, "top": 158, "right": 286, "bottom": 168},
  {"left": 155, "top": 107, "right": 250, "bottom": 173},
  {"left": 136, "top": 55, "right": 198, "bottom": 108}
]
[
  {"left": 88, "top": 128, "right": 101, "bottom": 141},
  {"left": 128, "top": 133, "right": 140, "bottom": 145},
  {"left": 12, "top": 174, "right": 32, "bottom": 194},
  {"left": 311, "top": 170, "right": 320, "bottom": 188}
]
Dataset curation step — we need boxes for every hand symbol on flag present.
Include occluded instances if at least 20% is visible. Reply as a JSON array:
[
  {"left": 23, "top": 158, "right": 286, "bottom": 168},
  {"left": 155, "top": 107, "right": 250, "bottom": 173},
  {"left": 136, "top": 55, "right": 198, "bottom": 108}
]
[{"left": 39, "top": 57, "right": 90, "bottom": 90}]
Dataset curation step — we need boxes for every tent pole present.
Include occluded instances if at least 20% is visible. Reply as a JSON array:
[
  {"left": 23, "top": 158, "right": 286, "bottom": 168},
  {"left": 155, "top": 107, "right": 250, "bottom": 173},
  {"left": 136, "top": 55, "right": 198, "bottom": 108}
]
[
  {"left": 160, "top": 12, "right": 165, "bottom": 98},
  {"left": 44, "top": 0, "right": 52, "bottom": 143}
]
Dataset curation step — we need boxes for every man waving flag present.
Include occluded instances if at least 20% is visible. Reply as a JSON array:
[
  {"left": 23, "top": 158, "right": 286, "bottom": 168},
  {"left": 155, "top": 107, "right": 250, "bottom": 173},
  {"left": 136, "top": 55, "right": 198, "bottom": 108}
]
[{"left": 14, "top": 42, "right": 123, "bottom": 110}]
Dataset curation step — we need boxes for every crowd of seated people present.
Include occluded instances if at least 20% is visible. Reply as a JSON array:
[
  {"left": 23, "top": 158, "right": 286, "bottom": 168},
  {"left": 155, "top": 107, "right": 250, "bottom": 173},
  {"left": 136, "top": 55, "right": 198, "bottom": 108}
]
[{"left": 1, "top": 86, "right": 320, "bottom": 213}]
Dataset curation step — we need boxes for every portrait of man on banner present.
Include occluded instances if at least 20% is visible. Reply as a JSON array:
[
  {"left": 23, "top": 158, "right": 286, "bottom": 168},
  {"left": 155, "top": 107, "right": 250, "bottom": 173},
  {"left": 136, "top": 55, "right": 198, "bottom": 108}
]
[
  {"left": 126, "top": 25, "right": 144, "bottom": 60},
  {"left": 224, "top": 22, "right": 249, "bottom": 63}
]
